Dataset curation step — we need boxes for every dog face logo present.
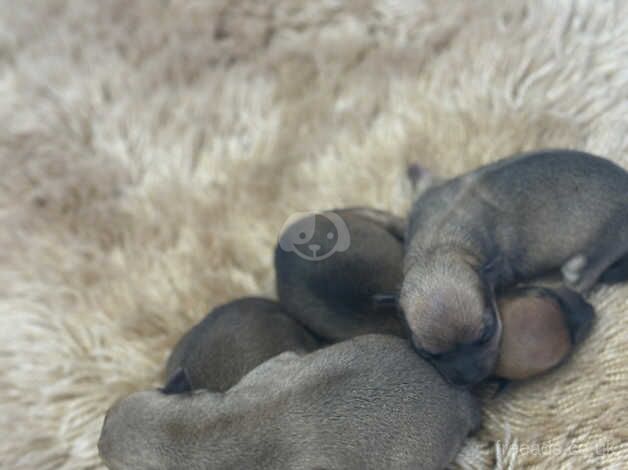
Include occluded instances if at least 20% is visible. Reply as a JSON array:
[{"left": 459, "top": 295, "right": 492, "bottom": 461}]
[{"left": 278, "top": 212, "right": 351, "bottom": 261}]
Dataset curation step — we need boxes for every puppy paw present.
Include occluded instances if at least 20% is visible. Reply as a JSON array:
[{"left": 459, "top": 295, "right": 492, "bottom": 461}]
[{"left": 562, "top": 255, "right": 587, "bottom": 285}]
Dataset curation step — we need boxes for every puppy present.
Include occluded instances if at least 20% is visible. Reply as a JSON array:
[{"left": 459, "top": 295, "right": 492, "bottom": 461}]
[
  {"left": 164, "top": 297, "right": 319, "bottom": 392},
  {"left": 401, "top": 149, "right": 628, "bottom": 385},
  {"left": 275, "top": 207, "right": 406, "bottom": 341},
  {"left": 275, "top": 206, "right": 593, "bottom": 384},
  {"left": 494, "top": 285, "right": 594, "bottom": 381},
  {"left": 99, "top": 335, "right": 481, "bottom": 470}
]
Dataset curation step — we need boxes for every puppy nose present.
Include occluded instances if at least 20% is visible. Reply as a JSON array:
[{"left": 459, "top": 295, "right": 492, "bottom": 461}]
[{"left": 309, "top": 244, "right": 321, "bottom": 253}]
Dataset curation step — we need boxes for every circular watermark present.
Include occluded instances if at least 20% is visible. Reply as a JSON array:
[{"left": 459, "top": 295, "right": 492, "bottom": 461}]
[{"left": 278, "top": 211, "right": 351, "bottom": 261}]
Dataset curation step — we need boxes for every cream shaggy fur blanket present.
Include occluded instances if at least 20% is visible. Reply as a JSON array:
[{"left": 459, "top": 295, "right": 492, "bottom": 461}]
[{"left": 1, "top": 1, "right": 627, "bottom": 468}]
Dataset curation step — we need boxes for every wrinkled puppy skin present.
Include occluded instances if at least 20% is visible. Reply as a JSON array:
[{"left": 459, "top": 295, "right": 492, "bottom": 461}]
[
  {"left": 401, "top": 149, "right": 628, "bottom": 386},
  {"left": 495, "top": 286, "right": 594, "bottom": 381},
  {"left": 275, "top": 207, "right": 407, "bottom": 342},
  {"left": 99, "top": 335, "right": 481, "bottom": 470},
  {"left": 164, "top": 297, "right": 319, "bottom": 392}
]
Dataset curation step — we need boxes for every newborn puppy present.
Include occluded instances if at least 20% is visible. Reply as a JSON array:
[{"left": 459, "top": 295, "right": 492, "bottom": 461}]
[
  {"left": 275, "top": 207, "right": 406, "bottom": 341},
  {"left": 401, "top": 149, "right": 628, "bottom": 385},
  {"left": 495, "top": 286, "right": 594, "bottom": 381},
  {"left": 99, "top": 335, "right": 480, "bottom": 470},
  {"left": 275, "top": 205, "right": 594, "bottom": 384},
  {"left": 164, "top": 297, "right": 319, "bottom": 392}
]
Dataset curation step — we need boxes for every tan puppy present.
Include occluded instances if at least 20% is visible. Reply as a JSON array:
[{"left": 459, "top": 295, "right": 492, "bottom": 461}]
[
  {"left": 164, "top": 297, "right": 319, "bottom": 392},
  {"left": 494, "top": 286, "right": 594, "bottom": 381},
  {"left": 99, "top": 335, "right": 480, "bottom": 470},
  {"left": 401, "top": 149, "right": 628, "bottom": 386},
  {"left": 275, "top": 206, "right": 595, "bottom": 385}
]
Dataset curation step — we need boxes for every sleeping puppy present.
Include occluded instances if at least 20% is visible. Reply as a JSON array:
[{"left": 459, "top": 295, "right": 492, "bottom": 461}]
[
  {"left": 275, "top": 207, "right": 406, "bottom": 341},
  {"left": 494, "top": 285, "right": 594, "bottom": 381},
  {"left": 401, "top": 149, "right": 628, "bottom": 386},
  {"left": 99, "top": 335, "right": 481, "bottom": 470},
  {"left": 164, "top": 297, "right": 319, "bottom": 392},
  {"left": 275, "top": 206, "right": 595, "bottom": 384}
]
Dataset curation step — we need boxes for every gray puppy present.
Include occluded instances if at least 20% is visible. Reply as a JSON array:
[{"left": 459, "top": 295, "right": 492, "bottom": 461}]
[
  {"left": 99, "top": 335, "right": 481, "bottom": 470},
  {"left": 401, "top": 149, "right": 628, "bottom": 386},
  {"left": 164, "top": 297, "right": 319, "bottom": 392},
  {"left": 275, "top": 207, "right": 407, "bottom": 341}
]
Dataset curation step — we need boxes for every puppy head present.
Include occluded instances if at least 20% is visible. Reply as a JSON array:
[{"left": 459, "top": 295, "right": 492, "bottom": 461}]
[
  {"left": 400, "top": 255, "right": 500, "bottom": 386},
  {"left": 98, "top": 381, "right": 219, "bottom": 470},
  {"left": 99, "top": 369, "right": 200, "bottom": 470},
  {"left": 494, "top": 287, "right": 594, "bottom": 381},
  {"left": 98, "top": 390, "right": 169, "bottom": 470}
]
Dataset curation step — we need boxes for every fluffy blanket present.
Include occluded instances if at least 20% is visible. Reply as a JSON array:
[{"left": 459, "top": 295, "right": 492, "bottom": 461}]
[{"left": 1, "top": 1, "right": 626, "bottom": 468}]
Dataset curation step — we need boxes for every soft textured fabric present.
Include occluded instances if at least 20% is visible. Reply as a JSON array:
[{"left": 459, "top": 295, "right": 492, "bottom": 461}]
[{"left": 1, "top": 1, "right": 626, "bottom": 468}]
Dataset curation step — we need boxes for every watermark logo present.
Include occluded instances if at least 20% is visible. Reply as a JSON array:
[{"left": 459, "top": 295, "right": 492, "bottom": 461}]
[
  {"left": 278, "top": 211, "right": 351, "bottom": 261},
  {"left": 496, "top": 439, "right": 620, "bottom": 458}
]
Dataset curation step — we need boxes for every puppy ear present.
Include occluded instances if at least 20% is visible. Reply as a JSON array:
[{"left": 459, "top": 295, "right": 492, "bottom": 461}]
[{"left": 161, "top": 367, "right": 192, "bottom": 395}]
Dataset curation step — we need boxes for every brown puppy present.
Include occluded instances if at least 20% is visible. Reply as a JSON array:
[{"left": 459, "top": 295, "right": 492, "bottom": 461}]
[
  {"left": 164, "top": 297, "right": 319, "bottom": 392},
  {"left": 275, "top": 207, "right": 406, "bottom": 341},
  {"left": 495, "top": 286, "right": 594, "bottom": 381},
  {"left": 275, "top": 206, "right": 595, "bottom": 384},
  {"left": 99, "top": 335, "right": 480, "bottom": 470},
  {"left": 401, "top": 149, "right": 628, "bottom": 386}
]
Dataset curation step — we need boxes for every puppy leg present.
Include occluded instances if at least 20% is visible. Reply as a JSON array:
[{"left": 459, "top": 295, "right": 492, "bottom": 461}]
[
  {"left": 562, "top": 218, "right": 628, "bottom": 293},
  {"left": 599, "top": 253, "right": 628, "bottom": 285},
  {"left": 561, "top": 255, "right": 588, "bottom": 286},
  {"left": 563, "top": 249, "right": 627, "bottom": 293}
]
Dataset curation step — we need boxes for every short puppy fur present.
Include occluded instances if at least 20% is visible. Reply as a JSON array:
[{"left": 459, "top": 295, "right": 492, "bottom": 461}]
[
  {"left": 401, "top": 149, "right": 628, "bottom": 385},
  {"left": 99, "top": 335, "right": 480, "bottom": 470},
  {"left": 275, "top": 207, "right": 406, "bottom": 341},
  {"left": 495, "top": 285, "right": 594, "bottom": 381},
  {"left": 164, "top": 297, "right": 319, "bottom": 392},
  {"left": 276, "top": 206, "right": 594, "bottom": 385}
]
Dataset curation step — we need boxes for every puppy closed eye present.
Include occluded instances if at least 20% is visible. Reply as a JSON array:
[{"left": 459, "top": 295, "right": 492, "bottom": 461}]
[{"left": 415, "top": 348, "right": 445, "bottom": 361}]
